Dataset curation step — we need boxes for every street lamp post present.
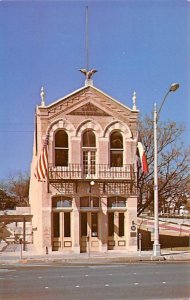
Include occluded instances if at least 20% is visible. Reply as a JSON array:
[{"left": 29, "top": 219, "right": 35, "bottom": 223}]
[{"left": 153, "top": 83, "right": 179, "bottom": 257}]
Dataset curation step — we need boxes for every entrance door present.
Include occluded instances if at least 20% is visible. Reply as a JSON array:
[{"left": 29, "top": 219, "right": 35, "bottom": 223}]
[
  {"left": 80, "top": 212, "right": 99, "bottom": 253},
  {"left": 107, "top": 211, "right": 125, "bottom": 250},
  {"left": 52, "top": 197, "right": 72, "bottom": 251},
  {"left": 52, "top": 211, "right": 71, "bottom": 251}
]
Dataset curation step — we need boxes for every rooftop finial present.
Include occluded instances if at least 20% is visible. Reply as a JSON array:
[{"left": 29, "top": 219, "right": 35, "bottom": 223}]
[
  {"left": 132, "top": 91, "right": 137, "bottom": 110},
  {"left": 40, "top": 86, "right": 45, "bottom": 107},
  {"left": 79, "top": 68, "right": 98, "bottom": 86}
]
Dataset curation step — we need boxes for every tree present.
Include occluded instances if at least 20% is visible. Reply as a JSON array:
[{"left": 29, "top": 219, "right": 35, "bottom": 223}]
[
  {"left": 0, "top": 171, "right": 30, "bottom": 210},
  {"left": 0, "top": 188, "right": 15, "bottom": 210},
  {"left": 137, "top": 116, "right": 190, "bottom": 216},
  {"left": 8, "top": 171, "right": 30, "bottom": 207}
]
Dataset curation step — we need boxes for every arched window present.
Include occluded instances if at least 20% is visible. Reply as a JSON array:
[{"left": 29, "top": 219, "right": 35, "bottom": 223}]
[
  {"left": 110, "top": 131, "right": 123, "bottom": 167},
  {"left": 82, "top": 130, "right": 96, "bottom": 176},
  {"left": 83, "top": 130, "right": 96, "bottom": 147},
  {"left": 54, "top": 130, "right": 68, "bottom": 166}
]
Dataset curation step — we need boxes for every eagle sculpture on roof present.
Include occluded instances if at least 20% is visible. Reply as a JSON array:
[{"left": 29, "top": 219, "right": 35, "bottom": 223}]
[{"left": 79, "top": 69, "right": 98, "bottom": 80}]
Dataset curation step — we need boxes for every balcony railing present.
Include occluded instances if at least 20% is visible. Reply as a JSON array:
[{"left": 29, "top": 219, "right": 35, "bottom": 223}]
[{"left": 48, "top": 164, "right": 135, "bottom": 181}]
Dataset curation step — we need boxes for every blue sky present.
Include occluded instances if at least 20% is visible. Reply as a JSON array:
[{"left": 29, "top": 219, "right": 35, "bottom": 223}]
[{"left": 0, "top": 0, "right": 189, "bottom": 179}]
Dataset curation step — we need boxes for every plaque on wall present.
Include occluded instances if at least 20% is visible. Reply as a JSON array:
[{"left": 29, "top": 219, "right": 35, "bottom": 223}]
[{"left": 130, "top": 232, "right": 137, "bottom": 237}]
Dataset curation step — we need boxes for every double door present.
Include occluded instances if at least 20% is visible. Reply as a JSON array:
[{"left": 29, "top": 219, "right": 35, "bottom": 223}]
[
  {"left": 107, "top": 211, "right": 125, "bottom": 250},
  {"left": 52, "top": 211, "right": 71, "bottom": 251},
  {"left": 80, "top": 212, "right": 99, "bottom": 252}
]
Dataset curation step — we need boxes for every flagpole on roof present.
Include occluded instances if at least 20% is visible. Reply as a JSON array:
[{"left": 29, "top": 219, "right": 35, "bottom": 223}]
[
  {"left": 86, "top": 6, "right": 89, "bottom": 73},
  {"left": 79, "top": 7, "right": 97, "bottom": 86}
]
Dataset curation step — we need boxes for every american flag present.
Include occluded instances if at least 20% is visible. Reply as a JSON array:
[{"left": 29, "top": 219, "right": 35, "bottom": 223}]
[{"left": 34, "top": 131, "right": 49, "bottom": 181}]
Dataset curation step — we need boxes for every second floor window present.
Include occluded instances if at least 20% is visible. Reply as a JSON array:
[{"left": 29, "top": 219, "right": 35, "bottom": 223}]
[
  {"left": 83, "top": 130, "right": 96, "bottom": 147},
  {"left": 82, "top": 130, "right": 96, "bottom": 175},
  {"left": 54, "top": 130, "right": 68, "bottom": 166},
  {"left": 110, "top": 131, "right": 123, "bottom": 167}
]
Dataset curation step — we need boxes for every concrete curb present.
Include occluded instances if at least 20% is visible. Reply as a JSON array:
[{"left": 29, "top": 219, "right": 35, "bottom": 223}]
[
  {"left": 1, "top": 249, "right": 190, "bottom": 265},
  {"left": 1, "top": 253, "right": 190, "bottom": 265}
]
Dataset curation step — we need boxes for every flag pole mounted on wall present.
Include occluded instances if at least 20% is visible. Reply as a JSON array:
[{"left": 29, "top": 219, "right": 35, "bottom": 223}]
[{"left": 34, "top": 130, "right": 49, "bottom": 181}]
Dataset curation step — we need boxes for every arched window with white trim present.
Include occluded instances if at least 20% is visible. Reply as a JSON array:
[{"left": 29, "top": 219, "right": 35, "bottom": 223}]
[
  {"left": 110, "top": 131, "right": 123, "bottom": 167},
  {"left": 54, "top": 130, "right": 68, "bottom": 166}
]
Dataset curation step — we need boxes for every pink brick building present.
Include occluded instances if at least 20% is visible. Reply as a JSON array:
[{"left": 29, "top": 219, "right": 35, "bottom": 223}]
[{"left": 29, "top": 79, "right": 139, "bottom": 254}]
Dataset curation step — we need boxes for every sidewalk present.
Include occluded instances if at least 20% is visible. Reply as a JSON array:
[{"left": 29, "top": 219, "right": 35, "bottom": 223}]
[{"left": 1, "top": 244, "right": 190, "bottom": 265}]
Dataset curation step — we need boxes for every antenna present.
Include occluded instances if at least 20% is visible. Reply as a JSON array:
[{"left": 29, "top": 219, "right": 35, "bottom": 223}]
[{"left": 86, "top": 6, "right": 89, "bottom": 72}]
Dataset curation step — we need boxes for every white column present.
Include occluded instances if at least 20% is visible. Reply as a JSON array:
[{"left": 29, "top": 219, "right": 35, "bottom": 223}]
[
  {"left": 72, "top": 196, "right": 80, "bottom": 253},
  {"left": 99, "top": 196, "right": 108, "bottom": 252}
]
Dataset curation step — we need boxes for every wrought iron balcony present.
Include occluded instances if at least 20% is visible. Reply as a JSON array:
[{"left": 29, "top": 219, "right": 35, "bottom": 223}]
[{"left": 48, "top": 164, "right": 135, "bottom": 182}]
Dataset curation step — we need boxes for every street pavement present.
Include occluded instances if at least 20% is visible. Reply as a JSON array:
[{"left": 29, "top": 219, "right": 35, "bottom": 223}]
[
  {"left": 1, "top": 234, "right": 190, "bottom": 299},
  {"left": 1, "top": 262, "right": 190, "bottom": 299}
]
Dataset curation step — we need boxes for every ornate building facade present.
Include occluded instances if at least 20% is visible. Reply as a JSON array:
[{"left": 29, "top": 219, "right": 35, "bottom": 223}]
[{"left": 29, "top": 78, "right": 139, "bottom": 254}]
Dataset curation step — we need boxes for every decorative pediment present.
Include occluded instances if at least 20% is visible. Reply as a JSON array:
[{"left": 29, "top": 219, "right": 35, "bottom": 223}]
[
  {"left": 42, "top": 86, "right": 137, "bottom": 124},
  {"left": 68, "top": 102, "right": 111, "bottom": 116}
]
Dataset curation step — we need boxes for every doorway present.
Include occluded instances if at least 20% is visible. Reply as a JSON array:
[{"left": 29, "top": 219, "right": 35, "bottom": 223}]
[
  {"left": 52, "top": 196, "right": 72, "bottom": 251},
  {"left": 80, "top": 211, "right": 99, "bottom": 253}
]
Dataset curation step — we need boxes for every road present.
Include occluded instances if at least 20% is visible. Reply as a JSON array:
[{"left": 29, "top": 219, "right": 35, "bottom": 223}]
[{"left": 0, "top": 262, "right": 190, "bottom": 299}]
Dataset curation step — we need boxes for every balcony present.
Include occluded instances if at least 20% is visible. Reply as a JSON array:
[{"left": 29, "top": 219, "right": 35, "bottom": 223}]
[{"left": 48, "top": 164, "right": 135, "bottom": 182}]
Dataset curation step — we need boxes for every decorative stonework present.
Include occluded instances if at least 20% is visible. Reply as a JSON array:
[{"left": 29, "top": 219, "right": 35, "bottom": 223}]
[
  {"left": 44, "top": 86, "right": 133, "bottom": 123},
  {"left": 103, "top": 121, "right": 132, "bottom": 139},
  {"left": 98, "top": 182, "right": 137, "bottom": 195},
  {"left": 48, "top": 118, "right": 75, "bottom": 141},
  {"left": 50, "top": 182, "right": 74, "bottom": 194},
  {"left": 76, "top": 119, "right": 103, "bottom": 137},
  {"left": 68, "top": 102, "right": 110, "bottom": 116},
  {"left": 47, "top": 90, "right": 88, "bottom": 117}
]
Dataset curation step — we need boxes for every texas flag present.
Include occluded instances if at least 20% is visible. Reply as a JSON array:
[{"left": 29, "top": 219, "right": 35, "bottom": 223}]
[{"left": 137, "top": 142, "right": 148, "bottom": 174}]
